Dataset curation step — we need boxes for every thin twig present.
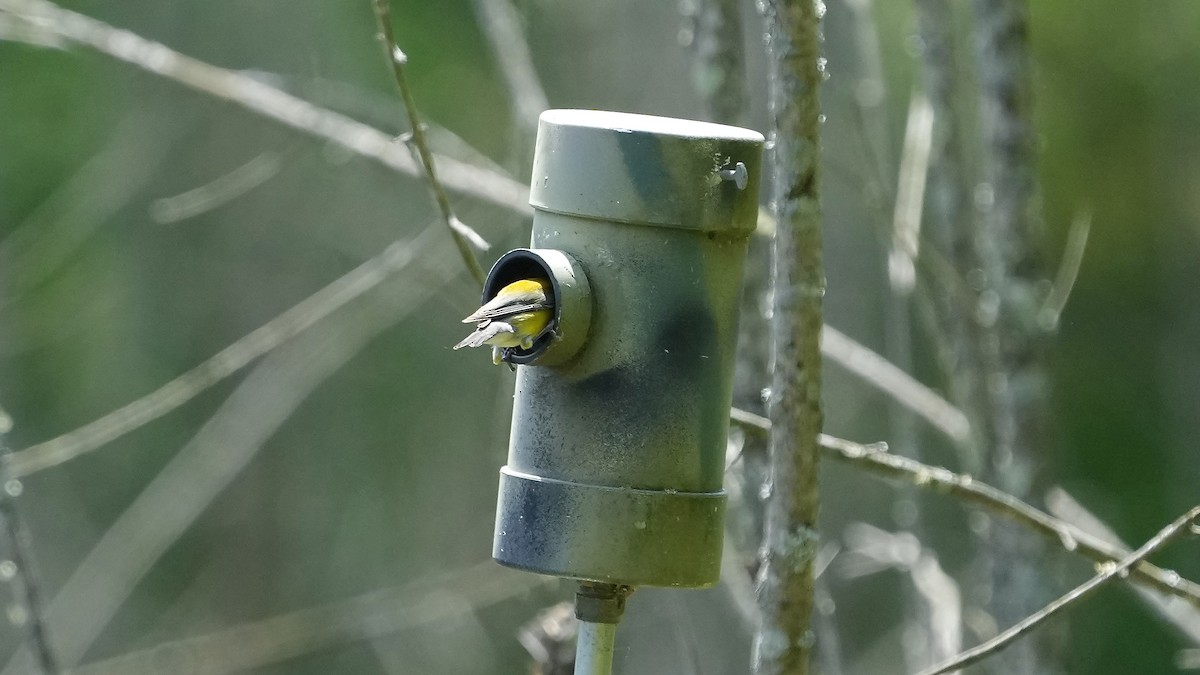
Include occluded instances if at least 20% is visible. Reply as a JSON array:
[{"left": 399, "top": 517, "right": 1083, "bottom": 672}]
[
  {"left": 888, "top": 90, "right": 934, "bottom": 295},
  {"left": 1045, "top": 487, "right": 1200, "bottom": 645},
  {"left": 0, "top": 412, "right": 59, "bottom": 674},
  {"left": 0, "top": 231, "right": 460, "bottom": 674},
  {"left": 1, "top": 0, "right": 971, "bottom": 460},
  {"left": 0, "top": 112, "right": 178, "bottom": 309},
  {"left": 728, "top": 408, "right": 1200, "bottom": 608},
  {"left": 821, "top": 326, "right": 969, "bottom": 444},
  {"left": 1, "top": 302, "right": 960, "bottom": 480},
  {"left": 1039, "top": 209, "right": 1091, "bottom": 331},
  {"left": 3, "top": 226, "right": 440, "bottom": 478},
  {"left": 149, "top": 151, "right": 283, "bottom": 224},
  {"left": 468, "top": 0, "right": 548, "bottom": 136},
  {"left": 0, "top": 29, "right": 962, "bottom": 489},
  {"left": 69, "top": 562, "right": 555, "bottom": 675},
  {"left": 288, "top": 75, "right": 510, "bottom": 174},
  {"left": 371, "top": 0, "right": 488, "bottom": 285},
  {"left": 918, "top": 506, "right": 1200, "bottom": 675},
  {"left": 0, "top": 0, "right": 531, "bottom": 218}
]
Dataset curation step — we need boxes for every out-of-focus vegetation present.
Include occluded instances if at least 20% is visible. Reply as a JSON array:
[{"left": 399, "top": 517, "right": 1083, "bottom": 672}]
[{"left": 1, "top": 0, "right": 1198, "bottom": 673}]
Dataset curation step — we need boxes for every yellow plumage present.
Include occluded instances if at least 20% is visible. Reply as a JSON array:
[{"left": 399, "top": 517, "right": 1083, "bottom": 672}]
[{"left": 454, "top": 278, "right": 554, "bottom": 365}]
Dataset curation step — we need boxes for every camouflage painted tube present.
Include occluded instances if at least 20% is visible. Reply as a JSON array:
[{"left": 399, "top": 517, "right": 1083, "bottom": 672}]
[{"left": 490, "top": 109, "right": 764, "bottom": 588}]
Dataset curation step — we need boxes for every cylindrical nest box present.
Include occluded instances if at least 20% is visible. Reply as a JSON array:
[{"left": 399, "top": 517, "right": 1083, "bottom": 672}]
[{"left": 490, "top": 109, "right": 764, "bottom": 588}]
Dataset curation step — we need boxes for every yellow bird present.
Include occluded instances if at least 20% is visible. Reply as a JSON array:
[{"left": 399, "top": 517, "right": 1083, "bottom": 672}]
[{"left": 454, "top": 278, "right": 554, "bottom": 365}]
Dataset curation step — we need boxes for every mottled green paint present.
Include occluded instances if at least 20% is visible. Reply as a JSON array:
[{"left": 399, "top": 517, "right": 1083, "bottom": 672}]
[{"left": 491, "top": 110, "right": 764, "bottom": 587}]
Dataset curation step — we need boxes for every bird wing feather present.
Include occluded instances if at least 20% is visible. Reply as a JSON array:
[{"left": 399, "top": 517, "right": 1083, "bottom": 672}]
[
  {"left": 453, "top": 320, "right": 515, "bottom": 350},
  {"left": 461, "top": 282, "right": 550, "bottom": 323},
  {"left": 463, "top": 301, "right": 551, "bottom": 322}
]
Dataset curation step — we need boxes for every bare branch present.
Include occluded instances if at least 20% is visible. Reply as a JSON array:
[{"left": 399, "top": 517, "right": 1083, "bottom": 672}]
[
  {"left": 821, "top": 326, "right": 969, "bottom": 444},
  {"left": 70, "top": 563, "right": 554, "bottom": 675},
  {"left": 0, "top": 9, "right": 59, "bottom": 46},
  {"left": 741, "top": 224, "right": 970, "bottom": 446},
  {"left": 728, "top": 409, "right": 1200, "bottom": 608},
  {"left": 1046, "top": 487, "right": 1200, "bottom": 645},
  {"left": 0, "top": 0, "right": 531, "bottom": 218},
  {"left": 0, "top": 101, "right": 970, "bottom": 500},
  {"left": 918, "top": 506, "right": 1200, "bottom": 675},
  {"left": 370, "top": 0, "right": 489, "bottom": 284},
  {"left": 0, "top": 235, "right": 461, "bottom": 673},
  {"left": 754, "top": 0, "right": 825, "bottom": 672},
  {"left": 3, "top": 226, "right": 439, "bottom": 478}
]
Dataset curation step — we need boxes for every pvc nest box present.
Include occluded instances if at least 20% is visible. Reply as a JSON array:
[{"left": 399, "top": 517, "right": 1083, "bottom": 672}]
[{"left": 488, "top": 109, "right": 765, "bottom": 589}]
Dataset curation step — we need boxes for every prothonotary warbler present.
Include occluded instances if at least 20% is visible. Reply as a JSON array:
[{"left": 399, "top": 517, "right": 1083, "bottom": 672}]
[{"left": 454, "top": 278, "right": 553, "bottom": 365}]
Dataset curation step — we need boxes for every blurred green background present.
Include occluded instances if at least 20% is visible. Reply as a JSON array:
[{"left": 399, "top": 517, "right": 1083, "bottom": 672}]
[{"left": 1, "top": 0, "right": 1198, "bottom": 673}]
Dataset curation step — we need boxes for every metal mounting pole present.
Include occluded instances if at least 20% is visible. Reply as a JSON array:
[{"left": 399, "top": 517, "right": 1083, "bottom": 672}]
[
  {"left": 573, "top": 582, "right": 630, "bottom": 675},
  {"left": 576, "top": 621, "right": 616, "bottom": 675}
]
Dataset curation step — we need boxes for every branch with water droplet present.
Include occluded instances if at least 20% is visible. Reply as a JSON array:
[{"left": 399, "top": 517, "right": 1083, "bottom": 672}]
[
  {"left": 0, "top": 410, "right": 59, "bottom": 674},
  {"left": 372, "top": 0, "right": 489, "bottom": 285},
  {"left": 728, "top": 408, "right": 1200, "bottom": 608},
  {"left": 916, "top": 505, "right": 1200, "bottom": 675}
]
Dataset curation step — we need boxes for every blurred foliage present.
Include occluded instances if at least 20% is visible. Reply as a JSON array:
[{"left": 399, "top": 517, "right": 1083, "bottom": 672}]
[{"left": 1, "top": 0, "right": 1198, "bottom": 673}]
